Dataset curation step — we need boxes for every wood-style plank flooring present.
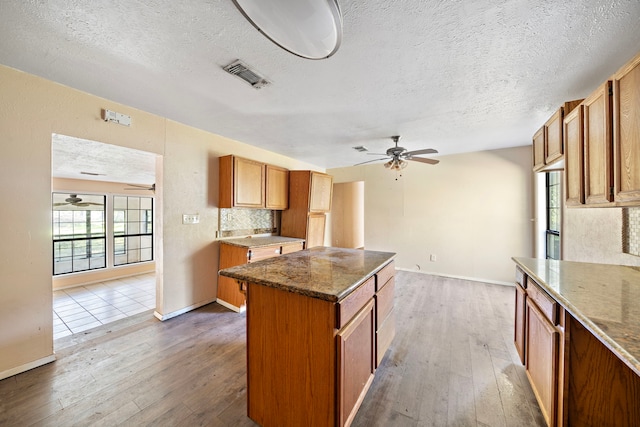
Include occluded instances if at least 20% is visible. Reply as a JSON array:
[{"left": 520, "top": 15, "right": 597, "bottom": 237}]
[{"left": 0, "top": 271, "right": 545, "bottom": 426}]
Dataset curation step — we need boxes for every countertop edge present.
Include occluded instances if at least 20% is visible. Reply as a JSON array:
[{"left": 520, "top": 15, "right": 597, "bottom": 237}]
[
  {"left": 220, "top": 254, "right": 396, "bottom": 302},
  {"left": 512, "top": 257, "right": 640, "bottom": 377},
  {"left": 219, "top": 237, "right": 305, "bottom": 249}
]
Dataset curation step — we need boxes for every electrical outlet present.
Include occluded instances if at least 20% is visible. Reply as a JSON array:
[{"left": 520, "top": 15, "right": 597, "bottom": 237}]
[
  {"left": 430, "top": 254, "right": 437, "bottom": 262},
  {"left": 182, "top": 214, "right": 199, "bottom": 224}
]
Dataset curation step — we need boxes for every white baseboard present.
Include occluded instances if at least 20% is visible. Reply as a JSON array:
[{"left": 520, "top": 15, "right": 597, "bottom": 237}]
[
  {"left": 154, "top": 298, "right": 217, "bottom": 321},
  {"left": 216, "top": 299, "right": 246, "bottom": 313},
  {"left": 396, "top": 268, "right": 513, "bottom": 287},
  {"left": 0, "top": 354, "right": 56, "bottom": 381}
]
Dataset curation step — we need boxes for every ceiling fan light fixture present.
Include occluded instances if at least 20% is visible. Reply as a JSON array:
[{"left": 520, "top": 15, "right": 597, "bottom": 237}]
[{"left": 232, "top": 0, "right": 343, "bottom": 60}]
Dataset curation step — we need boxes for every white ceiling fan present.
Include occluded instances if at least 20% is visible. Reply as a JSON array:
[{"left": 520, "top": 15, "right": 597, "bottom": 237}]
[
  {"left": 355, "top": 136, "right": 439, "bottom": 170},
  {"left": 124, "top": 183, "right": 155, "bottom": 193}
]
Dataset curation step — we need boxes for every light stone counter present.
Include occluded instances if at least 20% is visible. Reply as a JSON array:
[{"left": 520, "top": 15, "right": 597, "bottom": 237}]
[
  {"left": 513, "top": 257, "right": 640, "bottom": 376},
  {"left": 219, "top": 236, "right": 304, "bottom": 248},
  {"left": 219, "top": 246, "right": 396, "bottom": 302}
]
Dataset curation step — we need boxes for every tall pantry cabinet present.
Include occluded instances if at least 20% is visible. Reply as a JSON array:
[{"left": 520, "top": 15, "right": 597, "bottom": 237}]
[{"left": 281, "top": 171, "right": 333, "bottom": 248}]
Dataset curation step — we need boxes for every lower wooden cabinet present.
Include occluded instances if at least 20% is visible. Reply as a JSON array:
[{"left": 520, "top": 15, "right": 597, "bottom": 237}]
[
  {"left": 337, "top": 298, "right": 376, "bottom": 427},
  {"left": 217, "top": 241, "right": 303, "bottom": 312},
  {"left": 514, "top": 282, "right": 526, "bottom": 365},
  {"left": 526, "top": 299, "right": 559, "bottom": 426}
]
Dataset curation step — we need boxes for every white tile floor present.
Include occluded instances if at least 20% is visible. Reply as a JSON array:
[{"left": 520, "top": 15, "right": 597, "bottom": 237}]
[{"left": 53, "top": 272, "right": 156, "bottom": 340}]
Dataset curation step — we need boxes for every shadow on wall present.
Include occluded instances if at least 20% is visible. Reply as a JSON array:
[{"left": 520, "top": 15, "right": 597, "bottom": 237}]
[
  {"left": 208, "top": 154, "right": 220, "bottom": 208},
  {"left": 191, "top": 241, "right": 220, "bottom": 301}
]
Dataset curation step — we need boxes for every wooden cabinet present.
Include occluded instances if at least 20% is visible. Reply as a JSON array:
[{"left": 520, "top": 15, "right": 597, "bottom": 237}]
[
  {"left": 584, "top": 81, "right": 614, "bottom": 205},
  {"left": 526, "top": 294, "right": 559, "bottom": 426},
  {"left": 217, "top": 241, "right": 303, "bottom": 312},
  {"left": 219, "top": 155, "right": 289, "bottom": 210},
  {"left": 244, "top": 259, "right": 394, "bottom": 427},
  {"left": 613, "top": 52, "right": 640, "bottom": 203},
  {"left": 265, "top": 165, "right": 289, "bottom": 209},
  {"left": 532, "top": 101, "right": 582, "bottom": 172},
  {"left": 564, "top": 105, "right": 585, "bottom": 206},
  {"left": 514, "top": 280, "right": 527, "bottom": 365},
  {"left": 219, "top": 155, "right": 265, "bottom": 208},
  {"left": 281, "top": 170, "right": 333, "bottom": 248},
  {"left": 533, "top": 127, "right": 546, "bottom": 171},
  {"left": 374, "top": 261, "right": 395, "bottom": 367},
  {"left": 337, "top": 298, "right": 376, "bottom": 427}
]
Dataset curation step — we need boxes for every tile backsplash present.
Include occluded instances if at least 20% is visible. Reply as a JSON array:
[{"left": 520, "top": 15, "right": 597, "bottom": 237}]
[
  {"left": 219, "top": 208, "right": 278, "bottom": 238},
  {"left": 623, "top": 207, "right": 640, "bottom": 257}
]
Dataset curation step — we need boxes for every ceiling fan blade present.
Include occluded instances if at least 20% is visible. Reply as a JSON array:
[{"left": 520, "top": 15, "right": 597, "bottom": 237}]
[
  {"left": 408, "top": 157, "right": 440, "bottom": 165},
  {"left": 366, "top": 152, "right": 389, "bottom": 156},
  {"left": 404, "top": 148, "right": 438, "bottom": 156},
  {"left": 53, "top": 202, "right": 70, "bottom": 206},
  {"left": 354, "top": 157, "right": 391, "bottom": 166}
]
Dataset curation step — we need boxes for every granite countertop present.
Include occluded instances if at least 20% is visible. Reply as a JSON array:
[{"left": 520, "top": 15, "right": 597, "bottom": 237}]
[
  {"left": 219, "top": 236, "right": 305, "bottom": 249},
  {"left": 219, "top": 247, "right": 396, "bottom": 302},
  {"left": 513, "top": 257, "right": 640, "bottom": 376}
]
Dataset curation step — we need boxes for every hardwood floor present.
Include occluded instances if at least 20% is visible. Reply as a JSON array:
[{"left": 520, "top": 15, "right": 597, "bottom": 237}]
[{"left": 0, "top": 271, "right": 545, "bottom": 426}]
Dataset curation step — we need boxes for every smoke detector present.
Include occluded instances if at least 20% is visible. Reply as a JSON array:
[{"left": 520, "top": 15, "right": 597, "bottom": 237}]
[{"left": 223, "top": 60, "right": 270, "bottom": 89}]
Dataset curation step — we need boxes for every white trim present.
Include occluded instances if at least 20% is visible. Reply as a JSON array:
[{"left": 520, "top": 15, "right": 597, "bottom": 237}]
[
  {"left": 396, "top": 268, "right": 513, "bottom": 287},
  {"left": 215, "top": 299, "right": 246, "bottom": 313},
  {"left": 0, "top": 354, "right": 56, "bottom": 381},
  {"left": 153, "top": 298, "right": 217, "bottom": 321}
]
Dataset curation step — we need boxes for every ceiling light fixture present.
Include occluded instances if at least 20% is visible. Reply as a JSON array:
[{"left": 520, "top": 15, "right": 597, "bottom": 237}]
[{"left": 231, "top": 0, "right": 343, "bottom": 60}]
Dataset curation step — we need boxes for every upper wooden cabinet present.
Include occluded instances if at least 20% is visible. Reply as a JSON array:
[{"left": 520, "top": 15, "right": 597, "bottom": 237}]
[
  {"left": 583, "top": 81, "right": 613, "bottom": 206},
  {"left": 532, "top": 100, "right": 583, "bottom": 172},
  {"left": 614, "top": 53, "right": 640, "bottom": 204},
  {"left": 309, "top": 172, "right": 333, "bottom": 212},
  {"left": 545, "top": 108, "right": 565, "bottom": 165},
  {"left": 564, "top": 105, "right": 585, "bottom": 206},
  {"left": 533, "top": 127, "right": 546, "bottom": 171},
  {"left": 219, "top": 155, "right": 289, "bottom": 210},
  {"left": 265, "top": 165, "right": 289, "bottom": 210},
  {"left": 281, "top": 171, "right": 333, "bottom": 248}
]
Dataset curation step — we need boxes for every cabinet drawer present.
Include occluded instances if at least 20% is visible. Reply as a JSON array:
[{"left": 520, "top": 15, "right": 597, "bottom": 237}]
[
  {"left": 376, "top": 309, "right": 395, "bottom": 367},
  {"left": 527, "top": 278, "right": 557, "bottom": 325},
  {"left": 337, "top": 276, "right": 375, "bottom": 329},
  {"left": 375, "top": 261, "right": 395, "bottom": 291},
  {"left": 281, "top": 242, "right": 304, "bottom": 254},
  {"left": 375, "top": 277, "right": 394, "bottom": 329},
  {"left": 248, "top": 246, "right": 281, "bottom": 262}
]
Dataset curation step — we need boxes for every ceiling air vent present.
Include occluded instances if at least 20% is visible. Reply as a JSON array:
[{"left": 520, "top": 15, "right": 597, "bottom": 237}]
[
  {"left": 223, "top": 60, "right": 270, "bottom": 89},
  {"left": 352, "top": 146, "right": 368, "bottom": 152}
]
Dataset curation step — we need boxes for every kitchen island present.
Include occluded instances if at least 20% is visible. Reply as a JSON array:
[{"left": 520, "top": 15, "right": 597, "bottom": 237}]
[
  {"left": 513, "top": 257, "right": 640, "bottom": 427},
  {"left": 220, "top": 247, "right": 396, "bottom": 427}
]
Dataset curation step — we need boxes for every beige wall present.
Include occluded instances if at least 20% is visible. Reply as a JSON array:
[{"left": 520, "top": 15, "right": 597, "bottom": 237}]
[
  {"left": 328, "top": 146, "right": 534, "bottom": 285},
  {"left": 0, "top": 65, "right": 320, "bottom": 379}
]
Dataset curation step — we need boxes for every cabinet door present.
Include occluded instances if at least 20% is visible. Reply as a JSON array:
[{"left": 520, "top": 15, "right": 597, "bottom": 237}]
[
  {"left": 532, "top": 126, "right": 546, "bottom": 171},
  {"left": 309, "top": 172, "right": 333, "bottom": 212},
  {"left": 583, "top": 81, "right": 613, "bottom": 205},
  {"left": 545, "top": 108, "right": 564, "bottom": 165},
  {"left": 564, "top": 105, "right": 585, "bottom": 206},
  {"left": 514, "top": 284, "right": 526, "bottom": 365},
  {"left": 265, "top": 165, "right": 289, "bottom": 210},
  {"left": 306, "top": 214, "right": 326, "bottom": 248},
  {"left": 337, "top": 298, "right": 375, "bottom": 427},
  {"left": 526, "top": 301, "right": 559, "bottom": 427},
  {"left": 614, "top": 54, "right": 640, "bottom": 203},
  {"left": 234, "top": 157, "right": 265, "bottom": 208}
]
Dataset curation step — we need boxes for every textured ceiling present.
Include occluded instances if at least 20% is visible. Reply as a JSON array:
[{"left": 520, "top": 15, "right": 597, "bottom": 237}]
[{"left": 2, "top": 0, "right": 640, "bottom": 171}]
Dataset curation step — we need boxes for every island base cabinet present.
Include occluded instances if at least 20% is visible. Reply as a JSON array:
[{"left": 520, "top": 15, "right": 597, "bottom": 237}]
[
  {"left": 514, "top": 283, "right": 526, "bottom": 365},
  {"left": 566, "top": 315, "right": 640, "bottom": 426},
  {"left": 337, "top": 299, "right": 376, "bottom": 427}
]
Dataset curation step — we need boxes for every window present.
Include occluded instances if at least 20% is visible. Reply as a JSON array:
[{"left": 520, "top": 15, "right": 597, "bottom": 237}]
[
  {"left": 52, "top": 193, "right": 106, "bottom": 275},
  {"left": 546, "top": 171, "right": 561, "bottom": 260},
  {"left": 113, "top": 196, "right": 153, "bottom": 266}
]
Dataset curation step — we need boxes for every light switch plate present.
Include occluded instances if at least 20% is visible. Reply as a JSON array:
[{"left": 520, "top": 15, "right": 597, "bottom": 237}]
[{"left": 182, "top": 214, "right": 200, "bottom": 224}]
